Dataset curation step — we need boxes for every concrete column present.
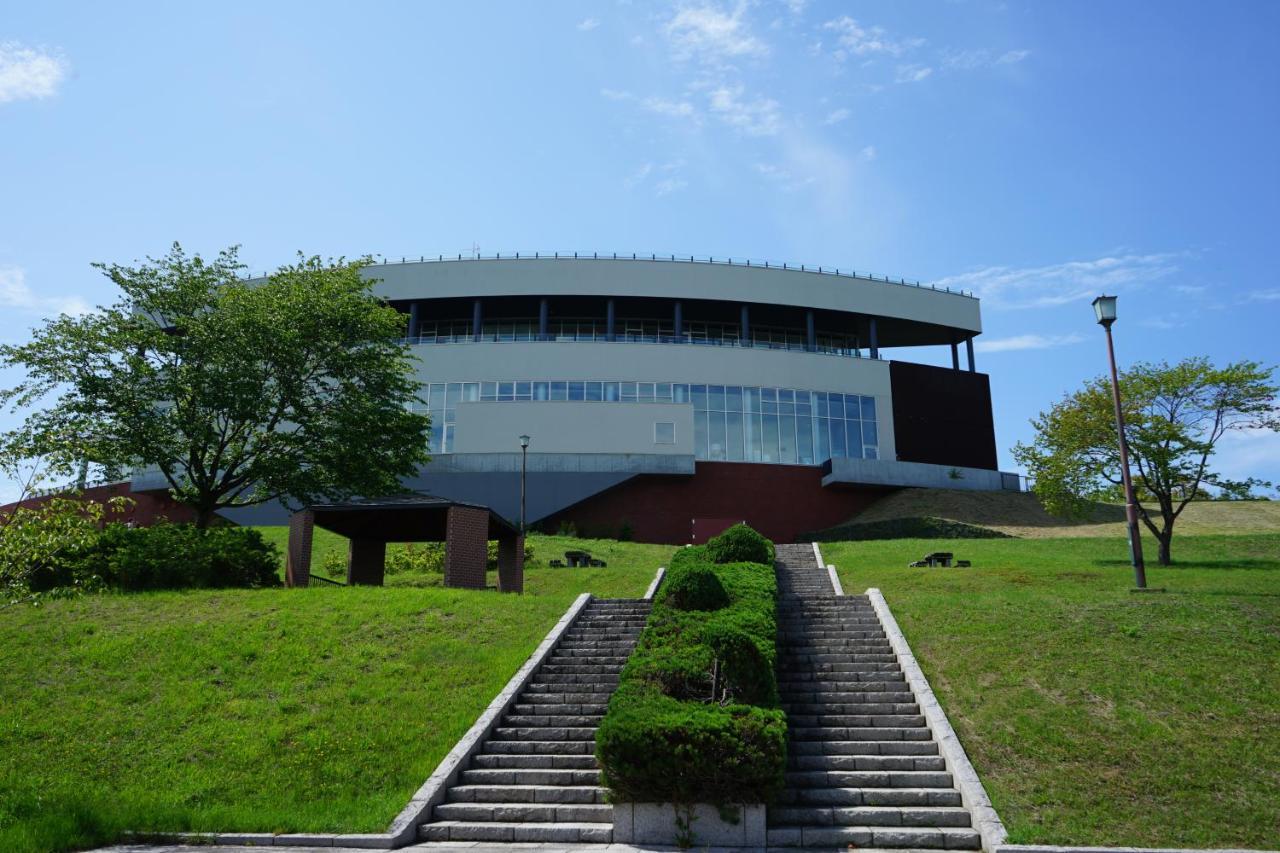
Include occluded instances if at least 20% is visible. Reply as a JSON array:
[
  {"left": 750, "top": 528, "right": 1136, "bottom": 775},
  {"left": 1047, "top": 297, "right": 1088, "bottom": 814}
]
[
  {"left": 408, "top": 302, "right": 421, "bottom": 341},
  {"left": 472, "top": 298, "right": 483, "bottom": 343},
  {"left": 606, "top": 298, "right": 616, "bottom": 342},
  {"left": 347, "top": 539, "right": 387, "bottom": 586},
  {"left": 285, "top": 510, "right": 314, "bottom": 588},
  {"left": 444, "top": 505, "right": 489, "bottom": 589},
  {"left": 951, "top": 341, "right": 960, "bottom": 370},
  {"left": 538, "top": 298, "right": 549, "bottom": 341},
  {"left": 740, "top": 304, "right": 751, "bottom": 347},
  {"left": 868, "top": 317, "right": 879, "bottom": 359},
  {"left": 966, "top": 337, "right": 976, "bottom": 373},
  {"left": 673, "top": 301, "right": 683, "bottom": 342},
  {"left": 806, "top": 309, "right": 817, "bottom": 352},
  {"left": 497, "top": 533, "right": 524, "bottom": 594}
]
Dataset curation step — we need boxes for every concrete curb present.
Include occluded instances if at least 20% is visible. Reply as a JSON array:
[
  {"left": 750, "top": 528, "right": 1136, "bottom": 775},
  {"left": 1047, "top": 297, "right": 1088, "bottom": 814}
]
[
  {"left": 866, "top": 587, "right": 1009, "bottom": 853},
  {"left": 383, "top": 591, "right": 594, "bottom": 845},
  {"left": 810, "top": 542, "right": 843, "bottom": 595},
  {"left": 644, "top": 566, "right": 666, "bottom": 600},
  {"left": 126, "top": 592, "right": 595, "bottom": 849}
]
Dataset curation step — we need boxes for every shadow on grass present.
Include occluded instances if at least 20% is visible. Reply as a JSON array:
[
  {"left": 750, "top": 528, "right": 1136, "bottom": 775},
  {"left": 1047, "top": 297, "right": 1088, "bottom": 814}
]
[{"left": 1091, "top": 558, "right": 1280, "bottom": 571}]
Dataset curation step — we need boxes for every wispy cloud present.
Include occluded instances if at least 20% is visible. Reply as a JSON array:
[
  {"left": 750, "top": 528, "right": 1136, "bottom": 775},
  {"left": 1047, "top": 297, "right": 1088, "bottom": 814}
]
[
  {"left": 859, "top": 145, "right": 876, "bottom": 161},
  {"left": 577, "top": 17, "right": 600, "bottom": 32},
  {"left": 655, "top": 176, "right": 688, "bottom": 196},
  {"left": 895, "top": 64, "right": 933, "bottom": 83},
  {"left": 664, "top": 3, "right": 769, "bottom": 65},
  {"left": 941, "top": 48, "right": 1031, "bottom": 71},
  {"left": 821, "top": 17, "right": 923, "bottom": 61},
  {"left": 642, "top": 95, "right": 698, "bottom": 119},
  {"left": 822, "top": 107, "right": 850, "bottom": 125},
  {"left": 975, "top": 333, "right": 1085, "bottom": 353},
  {"left": 708, "top": 84, "right": 781, "bottom": 136},
  {"left": 935, "top": 253, "right": 1183, "bottom": 310},
  {"left": 624, "top": 160, "right": 688, "bottom": 195},
  {"left": 0, "top": 42, "right": 69, "bottom": 104},
  {"left": 1243, "top": 288, "right": 1280, "bottom": 302},
  {"left": 1212, "top": 428, "right": 1280, "bottom": 492},
  {"left": 0, "top": 266, "right": 90, "bottom": 316}
]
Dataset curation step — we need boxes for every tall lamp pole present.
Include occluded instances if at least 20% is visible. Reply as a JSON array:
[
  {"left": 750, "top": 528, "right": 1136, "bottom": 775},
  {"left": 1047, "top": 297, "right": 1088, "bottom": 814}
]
[
  {"left": 1091, "top": 295, "right": 1147, "bottom": 589},
  {"left": 518, "top": 434, "right": 530, "bottom": 535}
]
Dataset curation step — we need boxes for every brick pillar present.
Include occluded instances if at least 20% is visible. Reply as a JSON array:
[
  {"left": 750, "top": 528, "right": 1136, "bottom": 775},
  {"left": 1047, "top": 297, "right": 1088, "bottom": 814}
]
[
  {"left": 444, "top": 506, "right": 489, "bottom": 589},
  {"left": 497, "top": 532, "right": 524, "bottom": 594},
  {"left": 285, "top": 510, "right": 314, "bottom": 588},
  {"left": 347, "top": 539, "right": 387, "bottom": 586}
]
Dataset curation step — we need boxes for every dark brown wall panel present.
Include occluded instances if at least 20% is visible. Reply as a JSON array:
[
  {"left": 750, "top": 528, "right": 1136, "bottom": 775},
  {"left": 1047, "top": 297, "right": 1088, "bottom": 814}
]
[{"left": 889, "top": 360, "right": 998, "bottom": 470}]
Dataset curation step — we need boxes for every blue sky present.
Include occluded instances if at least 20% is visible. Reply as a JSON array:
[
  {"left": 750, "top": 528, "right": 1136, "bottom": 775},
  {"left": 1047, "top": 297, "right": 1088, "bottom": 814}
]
[{"left": 2, "top": 0, "right": 1278, "bottom": 498}]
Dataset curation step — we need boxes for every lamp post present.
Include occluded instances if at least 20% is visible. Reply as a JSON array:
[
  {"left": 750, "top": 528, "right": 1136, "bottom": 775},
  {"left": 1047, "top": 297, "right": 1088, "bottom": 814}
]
[
  {"left": 518, "top": 434, "right": 530, "bottom": 535},
  {"left": 1091, "top": 295, "right": 1147, "bottom": 589}
]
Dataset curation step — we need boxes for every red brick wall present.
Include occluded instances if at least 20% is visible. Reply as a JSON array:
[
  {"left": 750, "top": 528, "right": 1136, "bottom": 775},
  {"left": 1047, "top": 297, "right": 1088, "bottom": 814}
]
[
  {"left": 544, "top": 462, "right": 885, "bottom": 545},
  {"left": 0, "top": 482, "right": 199, "bottom": 527},
  {"left": 286, "top": 510, "right": 314, "bottom": 587},
  {"left": 497, "top": 533, "right": 524, "bottom": 594},
  {"left": 445, "top": 505, "right": 489, "bottom": 589}
]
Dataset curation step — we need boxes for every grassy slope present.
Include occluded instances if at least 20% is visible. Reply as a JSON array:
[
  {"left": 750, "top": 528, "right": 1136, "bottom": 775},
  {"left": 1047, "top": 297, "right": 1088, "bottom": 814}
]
[
  {"left": 840, "top": 488, "right": 1280, "bottom": 538},
  {"left": 823, "top": 534, "right": 1280, "bottom": 848},
  {"left": 0, "top": 535, "right": 665, "bottom": 853}
]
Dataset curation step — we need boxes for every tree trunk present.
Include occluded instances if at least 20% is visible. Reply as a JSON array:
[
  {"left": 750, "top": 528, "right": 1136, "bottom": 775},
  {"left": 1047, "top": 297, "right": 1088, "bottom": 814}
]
[
  {"left": 194, "top": 507, "right": 217, "bottom": 530},
  {"left": 1157, "top": 533, "right": 1172, "bottom": 566}
]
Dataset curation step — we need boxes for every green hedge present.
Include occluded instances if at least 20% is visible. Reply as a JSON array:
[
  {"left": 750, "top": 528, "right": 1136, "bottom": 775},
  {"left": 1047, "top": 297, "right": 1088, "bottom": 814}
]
[{"left": 596, "top": 527, "right": 786, "bottom": 805}]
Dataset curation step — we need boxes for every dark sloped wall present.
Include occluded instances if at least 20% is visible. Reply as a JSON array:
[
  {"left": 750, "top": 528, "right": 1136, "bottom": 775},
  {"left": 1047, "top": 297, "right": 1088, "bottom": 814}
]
[{"left": 889, "top": 361, "right": 998, "bottom": 471}]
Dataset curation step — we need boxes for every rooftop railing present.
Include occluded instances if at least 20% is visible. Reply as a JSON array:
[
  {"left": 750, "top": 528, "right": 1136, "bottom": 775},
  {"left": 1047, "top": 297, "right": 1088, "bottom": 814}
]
[{"left": 243, "top": 251, "right": 977, "bottom": 299}]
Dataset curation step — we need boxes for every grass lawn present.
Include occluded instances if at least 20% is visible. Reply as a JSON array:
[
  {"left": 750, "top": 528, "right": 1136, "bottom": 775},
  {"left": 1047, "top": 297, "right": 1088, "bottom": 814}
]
[
  {"left": 823, "top": 534, "right": 1280, "bottom": 849},
  {"left": 0, "top": 534, "right": 665, "bottom": 853}
]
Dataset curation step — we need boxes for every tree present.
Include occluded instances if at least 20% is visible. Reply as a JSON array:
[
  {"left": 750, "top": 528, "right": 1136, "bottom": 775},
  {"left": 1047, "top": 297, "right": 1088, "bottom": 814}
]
[
  {"left": 0, "top": 244, "right": 431, "bottom": 528},
  {"left": 1014, "top": 357, "right": 1278, "bottom": 565}
]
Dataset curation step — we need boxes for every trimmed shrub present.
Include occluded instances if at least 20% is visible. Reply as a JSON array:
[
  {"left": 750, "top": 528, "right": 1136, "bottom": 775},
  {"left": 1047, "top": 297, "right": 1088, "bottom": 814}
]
[
  {"left": 661, "top": 562, "right": 730, "bottom": 611},
  {"left": 803, "top": 516, "right": 1013, "bottom": 542},
  {"left": 597, "top": 530, "right": 786, "bottom": 808},
  {"left": 705, "top": 523, "right": 774, "bottom": 566},
  {"left": 102, "top": 524, "right": 280, "bottom": 590}
]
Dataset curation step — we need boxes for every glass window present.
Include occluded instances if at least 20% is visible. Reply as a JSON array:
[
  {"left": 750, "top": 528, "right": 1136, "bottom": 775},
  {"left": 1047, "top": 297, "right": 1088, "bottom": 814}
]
[
  {"left": 864, "top": 446, "right": 878, "bottom": 460},
  {"left": 498, "top": 381, "right": 514, "bottom": 401},
  {"left": 815, "top": 416, "right": 830, "bottom": 462},
  {"left": 815, "top": 391, "right": 828, "bottom": 417},
  {"left": 515, "top": 381, "right": 531, "bottom": 400},
  {"left": 533, "top": 381, "right": 549, "bottom": 401},
  {"left": 656, "top": 382, "right": 672, "bottom": 401},
  {"left": 796, "top": 391, "right": 812, "bottom": 415},
  {"left": 638, "top": 382, "right": 655, "bottom": 402},
  {"left": 694, "top": 410, "right": 709, "bottom": 458},
  {"left": 550, "top": 381, "right": 568, "bottom": 401},
  {"left": 762, "top": 414, "right": 779, "bottom": 462},
  {"left": 726, "top": 386, "right": 743, "bottom": 412},
  {"left": 480, "top": 381, "right": 497, "bottom": 402},
  {"left": 761, "top": 387, "right": 777, "bottom": 414},
  {"left": 654, "top": 422, "right": 676, "bottom": 444},
  {"left": 429, "top": 383, "right": 446, "bottom": 410},
  {"left": 464, "top": 382, "right": 480, "bottom": 402},
  {"left": 691, "top": 384, "right": 708, "bottom": 410},
  {"left": 847, "top": 418, "right": 864, "bottom": 458},
  {"left": 829, "top": 417, "right": 846, "bottom": 458},
  {"left": 708, "top": 411, "right": 727, "bottom": 460},
  {"left": 709, "top": 385, "right": 726, "bottom": 411},
  {"left": 673, "top": 383, "right": 689, "bottom": 403},
  {"left": 443, "top": 424, "right": 455, "bottom": 453},
  {"left": 861, "top": 420, "right": 878, "bottom": 447},
  {"left": 620, "top": 381, "right": 637, "bottom": 401},
  {"left": 586, "top": 381, "right": 603, "bottom": 402},
  {"left": 861, "top": 396, "right": 877, "bottom": 422},
  {"left": 428, "top": 427, "right": 442, "bottom": 454},
  {"left": 779, "top": 413, "right": 797, "bottom": 464},
  {"left": 568, "top": 381, "right": 585, "bottom": 401},
  {"left": 747, "top": 412, "right": 762, "bottom": 461},
  {"left": 727, "top": 412, "right": 745, "bottom": 461},
  {"left": 797, "top": 414, "right": 814, "bottom": 464},
  {"left": 446, "top": 383, "right": 461, "bottom": 407},
  {"left": 744, "top": 387, "right": 760, "bottom": 413},
  {"left": 604, "top": 381, "right": 620, "bottom": 402}
]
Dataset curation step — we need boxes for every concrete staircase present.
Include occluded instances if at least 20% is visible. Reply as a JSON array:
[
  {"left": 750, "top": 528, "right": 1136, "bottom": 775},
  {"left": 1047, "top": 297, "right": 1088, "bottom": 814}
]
[
  {"left": 418, "top": 598, "right": 651, "bottom": 844},
  {"left": 769, "top": 544, "right": 981, "bottom": 849}
]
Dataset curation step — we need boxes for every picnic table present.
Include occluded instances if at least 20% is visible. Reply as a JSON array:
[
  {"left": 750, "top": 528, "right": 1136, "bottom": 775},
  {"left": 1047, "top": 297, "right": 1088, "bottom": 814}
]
[
  {"left": 564, "top": 550, "right": 594, "bottom": 567},
  {"left": 908, "top": 552, "right": 969, "bottom": 568}
]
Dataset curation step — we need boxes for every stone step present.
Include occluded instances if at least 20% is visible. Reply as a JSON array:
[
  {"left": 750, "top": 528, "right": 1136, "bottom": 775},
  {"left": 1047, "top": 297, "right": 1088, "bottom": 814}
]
[
  {"left": 471, "top": 753, "right": 598, "bottom": 770},
  {"left": 766, "top": 825, "right": 980, "bottom": 849},
  {"left": 512, "top": 703, "right": 608, "bottom": 716},
  {"left": 779, "top": 659, "right": 901, "bottom": 670},
  {"left": 484, "top": 740, "right": 595, "bottom": 755},
  {"left": 539, "top": 664, "right": 623, "bottom": 675},
  {"left": 775, "top": 787, "right": 964, "bottom": 807},
  {"left": 786, "top": 688, "right": 912, "bottom": 702},
  {"left": 783, "top": 703, "right": 920, "bottom": 716},
  {"left": 434, "top": 802, "right": 612, "bottom": 823},
  {"left": 788, "top": 740, "right": 938, "bottom": 757},
  {"left": 788, "top": 754, "right": 947, "bottom": 772},
  {"left": 781, "top": 671, "right": 906, "bottom": 684},
  {"left": 788, "top": 714, "right": 926, "bottom": 728},
  {"left": 519, "top": 692, "right": 610, "bottom": 705},
  {"left": 419, "top": 820, "right": 613, "bottom": 843},
  {"left": 785, "top": 770, "right": 954, "bottom": 789},
  {"left": 491, "top": 726, "right": 598, "bottom": 741},
  {"left": 502, "top": 714, "right": 602, "bottom": 728},
  {"left": 769, "top": 805, "right": 973, "bottom": 828},
  {"left": 530, "top": 673, "right": 620, "bottom": 686},
  {"left": 447, "top": 784, "right": 607, "bottom": 804},
  {"left": 460, "top": 767, "right": 602, "bottom": 786},
  {"left": 790, "top": 726, "right": 930, "bottom": 742},
  {"left": 523, "top": 682, "right": 615, "bottom": 694}
]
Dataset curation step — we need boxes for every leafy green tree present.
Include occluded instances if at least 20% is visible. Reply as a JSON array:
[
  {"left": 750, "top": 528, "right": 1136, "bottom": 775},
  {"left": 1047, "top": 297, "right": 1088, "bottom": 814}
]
[
  {"left": 0, "top": 244, "right": 431, "bottom": 528},
  {"left": 1014, "top": 357, "right": 1278, "bottom": 565}
]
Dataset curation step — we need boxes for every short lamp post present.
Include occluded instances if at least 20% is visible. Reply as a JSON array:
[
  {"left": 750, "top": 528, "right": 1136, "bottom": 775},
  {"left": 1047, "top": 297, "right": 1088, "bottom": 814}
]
[
  {"left": 518, "top": 434, "right": 530, "bottom": 535},
  {"left": 1091, "top": 295, "right": 1147, "bottom": 589}
]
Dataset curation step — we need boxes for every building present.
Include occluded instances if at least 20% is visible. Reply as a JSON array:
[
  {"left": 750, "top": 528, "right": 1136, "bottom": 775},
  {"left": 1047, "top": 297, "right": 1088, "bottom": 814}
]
[{"left": 143, "top": 253, "right": 1019, "bottom": 543}]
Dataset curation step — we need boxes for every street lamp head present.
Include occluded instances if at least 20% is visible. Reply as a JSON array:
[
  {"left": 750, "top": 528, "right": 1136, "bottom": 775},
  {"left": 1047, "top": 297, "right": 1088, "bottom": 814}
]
[
  {"left": 518, "top": 434, "right": 530, "bottom": 449},
  {"left": 1092, "top": 294, "right": 1118, "bottom": 327}
]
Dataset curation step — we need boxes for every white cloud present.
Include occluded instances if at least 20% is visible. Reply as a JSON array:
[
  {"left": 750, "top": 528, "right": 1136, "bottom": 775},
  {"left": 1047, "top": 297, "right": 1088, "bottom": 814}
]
[
  {"left": 1244, "top": 288, "right": 1280, "bottom": 302},
  {"left": 655, "top": 177, "right": 688, "bottom": 196},
  {"left": 974, "top": 333, "right": 1085, "bottom": 353},
  {"left": 0, "top": 266, "right": 90, "bottom": 316},
  {"left": 0, "top": 42, "right": 69, "bottom": 104},
  {"left": 942, "top": 48, "right": 1031, "bottom": 71},
  {"left": 600, "top": 88, "right": 633, "bottom": 101},
  {"left": 934, "top": 253, "right": 1183, "bottom": 310},
  {"left": 859, "top": 145, "right": 876, "bottom": 161},
  {"left": 755, "top": 161, "right": 815, "bottom": 192},
  {"left": 623, "top": 163, "right": 654, "bottom": 189},
  {"left": 783, "top": 0, "right": 808, "bottom": 14},
  {"left": 642, "top": 95, "right": 697, "bottom": 118},
  {"left": 895, "top": 64, "right": 933, "bottom": 83},
  {"left": 707, "top": 84, "right": 781, "bottom": 135},
  {"left": 664, "top": 3, "right": 769, "bottom": 65},
  {"left": 997, "top": 49, "right": 1031, "bottom": 65},
  {"left": 577, "top": 17, "right": 600, "bottom": 31},
  {"left": 822, "top": 107, "right": 851, "bottom": 125},
  {"left": 821, "top": 17, "right": 923, "bottom": 61},
  {"left": 1173, "top": 283, "right": 1207, "bottom": 295}
]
